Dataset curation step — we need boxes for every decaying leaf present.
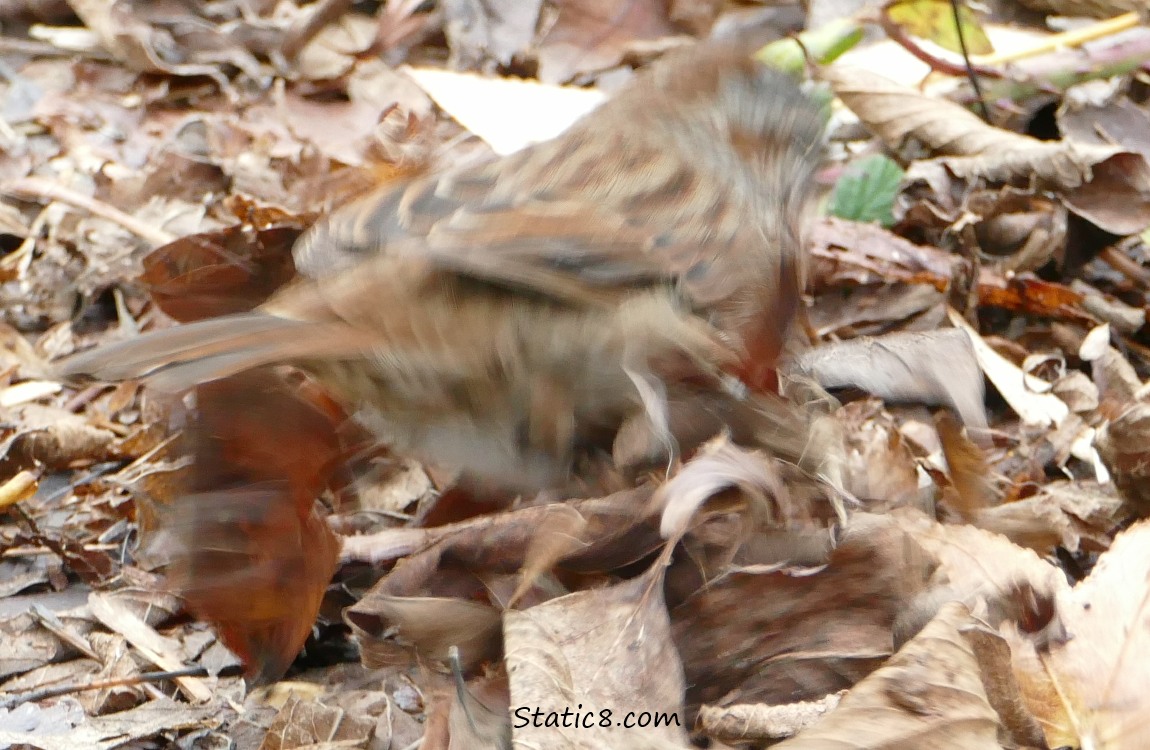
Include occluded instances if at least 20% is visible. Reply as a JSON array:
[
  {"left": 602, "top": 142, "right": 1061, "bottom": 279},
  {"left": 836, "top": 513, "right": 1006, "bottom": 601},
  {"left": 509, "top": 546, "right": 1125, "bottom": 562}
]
[
  {"left": 672, "top": 513, "right": 931, "bottom": 715},
  {"left": 773, "top": 602, "right": 1002, "bottom": 749},
  {"left": 505, "top": 563, "right": 689, "bottom": 749},
  {"left": 1009, "top": 521, "right": 1150, "bottom": 749}
]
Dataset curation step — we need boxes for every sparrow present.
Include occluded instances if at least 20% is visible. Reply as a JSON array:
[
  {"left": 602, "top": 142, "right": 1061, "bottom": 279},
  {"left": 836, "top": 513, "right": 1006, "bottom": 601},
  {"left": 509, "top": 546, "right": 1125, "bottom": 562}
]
[{"left": 59, "top": 43, "right": 825, "bottom": 493}]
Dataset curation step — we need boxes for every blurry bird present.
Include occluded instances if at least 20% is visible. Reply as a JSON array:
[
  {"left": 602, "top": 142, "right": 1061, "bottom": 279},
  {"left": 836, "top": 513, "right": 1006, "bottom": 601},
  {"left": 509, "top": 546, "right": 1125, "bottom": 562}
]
[{"left": 59, "top": 43, "right": 825, "bottom": 493}]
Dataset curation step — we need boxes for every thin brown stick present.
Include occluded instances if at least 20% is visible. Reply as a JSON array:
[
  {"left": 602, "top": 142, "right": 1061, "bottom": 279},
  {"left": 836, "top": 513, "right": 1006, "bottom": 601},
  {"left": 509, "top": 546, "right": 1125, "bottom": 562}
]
[
  {"left": 2, "top": 177, "right": 175, "bottom": 247},
  {"left": 0, "top": 665, "right": 242, "bottom": 710},
  {"left": 1100, "top": 243, "right": 1150, "bottom": 290},
  {"left": 947, "top": 0, "right": 989, "bottom": 121}
]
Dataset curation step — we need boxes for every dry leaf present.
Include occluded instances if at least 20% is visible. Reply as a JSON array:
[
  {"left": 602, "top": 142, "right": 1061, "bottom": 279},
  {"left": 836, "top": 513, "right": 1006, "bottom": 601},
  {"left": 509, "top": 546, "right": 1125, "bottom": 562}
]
[
  {"left": 505, "top": 563, "right": 689, "bottom": 748},
  {"left": 773, "top": 602, "right": 1002, "bottom": 749}
]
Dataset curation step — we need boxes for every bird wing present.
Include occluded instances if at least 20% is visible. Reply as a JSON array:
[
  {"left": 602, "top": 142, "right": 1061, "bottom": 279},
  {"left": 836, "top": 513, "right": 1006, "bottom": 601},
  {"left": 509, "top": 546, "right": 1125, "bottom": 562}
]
[{"left": 290, "top": 136, "right": 726, "bottom": 311}]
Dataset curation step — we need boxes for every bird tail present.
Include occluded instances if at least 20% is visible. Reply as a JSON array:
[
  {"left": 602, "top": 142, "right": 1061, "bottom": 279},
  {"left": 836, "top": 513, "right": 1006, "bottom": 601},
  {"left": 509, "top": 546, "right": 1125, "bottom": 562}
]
[{"left": 56, "top": 313, "right": 372, "bottom": 392}]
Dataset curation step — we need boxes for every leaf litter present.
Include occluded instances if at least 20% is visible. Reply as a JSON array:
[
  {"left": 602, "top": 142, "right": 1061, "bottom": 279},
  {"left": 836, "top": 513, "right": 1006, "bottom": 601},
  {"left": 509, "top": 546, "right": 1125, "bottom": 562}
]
[{"left": 1, "top": 1, "right": 1150, "bottom": 748}]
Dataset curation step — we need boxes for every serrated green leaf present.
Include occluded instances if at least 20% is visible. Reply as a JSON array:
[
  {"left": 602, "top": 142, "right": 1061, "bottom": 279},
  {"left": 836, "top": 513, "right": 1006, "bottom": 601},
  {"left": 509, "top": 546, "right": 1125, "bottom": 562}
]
[
  {"left": 886, "top": 0, "right": 993, "bottom": 56},
  {"left": 828, "top": 154, "right": 904, "bottom": 227}
]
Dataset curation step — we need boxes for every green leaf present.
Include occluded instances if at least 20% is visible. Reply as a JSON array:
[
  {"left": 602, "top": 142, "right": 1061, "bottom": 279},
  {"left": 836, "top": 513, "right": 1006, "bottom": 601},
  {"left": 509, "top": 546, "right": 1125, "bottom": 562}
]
[
  {"left": 829, "top": 154, "right": 904, "bottom": 227},
  {"left": 755, "top": 18, "right": 865, "bottom": 75},
  {"left": 886, "top": 0, "right": 993, "bottom": 56}
]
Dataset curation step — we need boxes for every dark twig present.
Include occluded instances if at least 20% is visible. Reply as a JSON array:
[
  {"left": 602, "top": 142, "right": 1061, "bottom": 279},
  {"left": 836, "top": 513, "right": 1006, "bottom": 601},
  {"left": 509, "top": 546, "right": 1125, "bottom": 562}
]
[
  {"left": 0, "top": 665, "right": 243, "bottom": 710},
  {"left": 948, "top": 0, "right": 990, "bottom": 122}
]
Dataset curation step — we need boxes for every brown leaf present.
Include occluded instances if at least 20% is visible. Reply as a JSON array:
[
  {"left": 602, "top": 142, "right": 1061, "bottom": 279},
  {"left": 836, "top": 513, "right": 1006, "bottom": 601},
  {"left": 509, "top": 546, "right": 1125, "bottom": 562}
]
[
  {"left": 87, "top": 591, "right": 213, "bottom": 702},
  {"left": 504, "top": 563, "right": 690, "bottom": 748},
  {"left": 651, "top": 436, "right": 794, "bottom": 542},
  {"left": 1096, "top": 402, "right": 1150, "bottom": 518},
  {"left": 510, "top": 503, "right": 589, "bottom": 607},
  {"left": 536, "top": 0, "right": 679, "bottom": 84},
  {"left": 773, "top": 602, "right": 1003, "bottom": 750},
  {"left": 344, "top": 595, "right": 502, "bottom": 672},
  {"left": 159, "top": 370, "right": 350, "bottom": 684},
  {"left": 892, "top": 507, "right": 1071, "bottom": 634},
  {"left": 936, "top": 411, "right": 997, "bottom": 518},
  {"left": 838, "top": 401, "right": 924, "bottom": 512},
  {"left": 1009, "top": 520, "right": 1150, "bottom": 748},
  {"left": 673, "top": 513, "right": 932, "bottom": 715},
  {"left": 258, "top": 693, "right": 375, "bottom": 750},
  {"left": 442, "top": 0, "right": 543, "bottom": 69},
  {"left": 141, "top": 221, "right": 307, "bottom": 323},
  {"left": 809, "top": 217, "right": 1091, "bottom": 323},
  {"left": 696, "top": 693, "right": 842, "bottom": 744}
]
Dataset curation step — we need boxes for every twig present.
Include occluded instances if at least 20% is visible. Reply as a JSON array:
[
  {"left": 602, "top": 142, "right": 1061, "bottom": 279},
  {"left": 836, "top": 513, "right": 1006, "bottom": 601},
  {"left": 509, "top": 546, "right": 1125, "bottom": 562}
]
[
  {"left": 1100, "top": 242, "right": 1150, "bottom": 290},
  {"left": 948, "top": 0, "right": 989, "bottom": 122},
  {"left": 976, "top": 11, "right": 1141, "bottom": 66},
  {"left": 974, "top": 28, "right": 1150, "bottom": 104},
  {"left": 0, "top": 665, "right": 242, "bottom": 710},
  {"left": 0, "top": 36, "right": 114, "bottom": 61},
  {"left": 2, "top": 177, "right": 175, "bottom": 247},
  {"left": 3, "top": 543, "right": 120, "bottom": 558}
]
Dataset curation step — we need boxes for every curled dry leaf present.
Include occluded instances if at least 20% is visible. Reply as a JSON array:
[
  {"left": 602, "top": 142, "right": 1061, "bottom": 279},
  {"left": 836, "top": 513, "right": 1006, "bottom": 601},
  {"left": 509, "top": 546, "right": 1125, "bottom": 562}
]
[
  {"left": 793, "top": 328, "right": 987, "bottom": 431},
  {"left": 947, "top": 308, "right": 1069, "bottom": 427},
  {"left": 1071, "top": 280, "right": 1145, "bottom": 334},
  {"left": 509, "top": 503, "right": 589, "bottom": 607},
  {"left": 344, "top": 486, "right": 660, "bottom": 586},
  {"left": 1079, "top": 326, "right": 1142, "bottom": 415},
  {"left": 0, "top": 405, "right": 119, "bottom": 472},
  {"left": 1053, "top": 370, "right": 1100, "bottom": 413},
  {"left": 344, "top": 595, "right": 502, "bottom": 673},
  {"left": 650, "top": 436, "right": 793, "bottom": 541},
  {"left": 824, "top": 66, "right": 1150, "bottom": 236},
  {"left": 344, "top": 487, "right": 667, "bottom": 675}
]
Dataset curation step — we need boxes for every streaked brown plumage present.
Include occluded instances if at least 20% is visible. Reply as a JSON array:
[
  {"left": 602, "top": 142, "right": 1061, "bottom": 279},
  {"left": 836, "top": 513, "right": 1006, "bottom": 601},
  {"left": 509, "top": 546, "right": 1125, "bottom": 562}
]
[{"left": 59, "top": 44, "right": 825, "bottom": 491}]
